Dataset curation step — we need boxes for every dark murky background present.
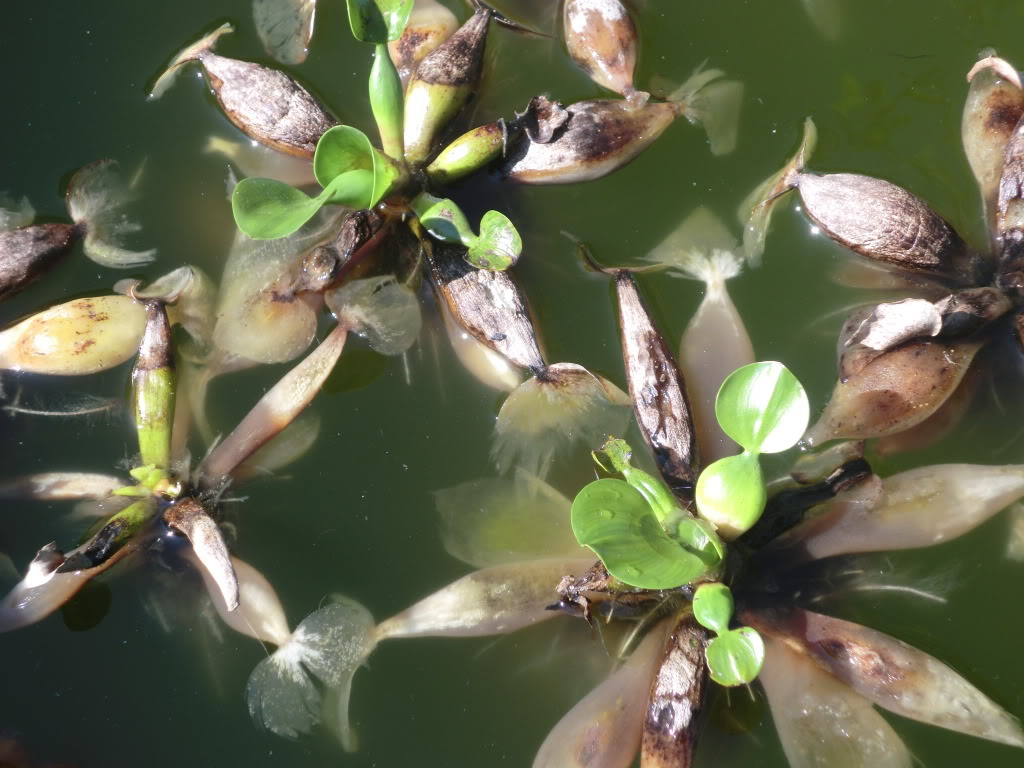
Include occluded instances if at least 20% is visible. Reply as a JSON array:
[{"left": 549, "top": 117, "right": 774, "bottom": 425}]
[{"left": 2, "top": 1, "right": 1024, "bottom": 766}]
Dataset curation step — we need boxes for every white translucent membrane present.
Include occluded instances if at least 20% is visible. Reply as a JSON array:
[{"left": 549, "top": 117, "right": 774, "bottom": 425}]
[
  {"left": 325, "top": 275, "right": 422, "bottom": 357},
  {"left": 0, "top": 296, "right": 147, "bottom": 376},
  {"left": 784, "top": 464, "right": 1024, "bottom": 559},
  {"left": 439, "top": 298, "right": 522, "bottom": 392},
  {"left": 647, "top": 206, "right": 754, "bottom": 463},
  {"left": 192, "top": 551, "right": 374, "bottom": 744},
  {"left": 197, "top": 325, "right": 347, "bottom": 485},
  {"left": 738, "top": 117, "right": 817, "bottom": 264},
  {"left": 0, "top": 472, "right": 124, "bottom": 500},
  {"left": 800, "top": 0, "right": 841, "bottom": 41},
  {"left": 778, "top": 609, "right": 1024, "bottom": 747},
  {"left": 66, "top": 159, "right": 156, "bottom": 268},
  {"left": 253, "top": 0, "right": 317, "bottom": 65},
  {"left": 0, "top": 534, "right": 142, "bottom": 632},
  {"left": 233, "top": 411, "right": 321, "bottom": 481},
  {"left": 670, "top": 67, "right": 744, "bottom": 157},
  {"left": 760, "top": 635, "right": 911, "bottom": 768},
  {"left": 493, "top": 363, "right": 631, "bottom": 478},
  {"left": 436, "top": 468, "right": 588, "bottom": 567},
  {"left": 0, "top": 194, "right": 34, "bottom": 230},
  {"left": 213, "top": 208, "right": 344, "bottom": 365},
  {"left": 532, "top": 619, "right": 668, "bottom": 768},
  {"left": 1006, "top": 503, "right": 1024, "bottom": 562},
  {"left": 205, "top": 135, "right": 317, "bottom": 188}
]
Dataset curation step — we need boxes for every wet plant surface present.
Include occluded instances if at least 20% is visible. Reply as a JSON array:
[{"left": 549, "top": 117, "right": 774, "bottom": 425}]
[{"left": 5, "top": 1, "right": 1024, "bottom": 767}]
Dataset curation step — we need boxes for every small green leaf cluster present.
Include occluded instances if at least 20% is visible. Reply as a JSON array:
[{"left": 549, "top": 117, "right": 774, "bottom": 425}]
[
  {"left": 695, "top": 361, "right": 809, "bottom": 539},
  {"left": 230, "top": 0, "right": 522, "bottom": 272},
  {"left": 693, "top": 583, "right": 764, "bottom": 686},
  {"left": 570, "top": 438, "right": 725, "bottom": 590}
]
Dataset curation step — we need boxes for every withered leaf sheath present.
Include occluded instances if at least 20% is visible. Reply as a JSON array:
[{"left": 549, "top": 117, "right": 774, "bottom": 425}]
[
  {"left": 286, "top": 209, "right": 386, "bottom": 295},
  {"left": 163, "top": 497, "right": 239, "bottom": 612},
  {"left": 641, "top": 612, "right": 708, "bottom": 768},
  {"left": 426, "top": 241, "right": 545, "bottom": 371},
  {"left": 151, "top": 23, "right": 337, "bottom": 158},
  {"left": 614, "top": 272, "right": 700, "bottom": 503},
  {"left": 403, "top": 7, "right": 491, "bottom": 165},
  {"left": 791, "top": 171, "right": 982, "bottom": 283},
  {"left": 0, "top": 223, "right": 77, "bottom": 301}
]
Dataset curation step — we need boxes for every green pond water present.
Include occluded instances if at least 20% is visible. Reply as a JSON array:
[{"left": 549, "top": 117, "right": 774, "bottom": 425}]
[{"left": 3, "top": 0, "right": 1024, "bottom": 765}]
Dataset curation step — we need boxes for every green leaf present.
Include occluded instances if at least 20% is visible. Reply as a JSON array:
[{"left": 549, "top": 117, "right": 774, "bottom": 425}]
[
  {"left": 466, "top": 210, "right": 522, "bottom": 270},
  {"left": 692, "top": 583, "right": 734, "bottom": 634},
  {"left": 370, "top": 43, "right": 405, "bottom": 160},
  {"left": 715, "top": 361, "right": 810, "bottom": 454},
  {"left": 695, "top": 451, "right": 766, "bottom": 539},
  {"left": 411, "top": 194, "right": 476, "bottom": 245},
  {"left": 596, "top": 437, "right": 679, "bottom": 524},
  {"left": 570, "top": 478, "right": 706, "bottom": 590},
  {"left": 313, "top": 125, "right": 400, "bottom": 207},
  {"left": 705, "top": 627, "right": 765, "bottom": 686},
  {"left": 346, "top": 0, "right": 414, "bottom": 42},
  {"left": 676, "top": 517, "right": 726, "bottom": 567},
  {"left": 231, "top": 177, "right": 335, "bottom": 240}
]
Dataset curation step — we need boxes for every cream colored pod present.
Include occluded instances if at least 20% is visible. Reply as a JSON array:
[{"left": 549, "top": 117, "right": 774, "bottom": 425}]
[{"left": 0, "top": 295, "right": 146, "bottom": 375}]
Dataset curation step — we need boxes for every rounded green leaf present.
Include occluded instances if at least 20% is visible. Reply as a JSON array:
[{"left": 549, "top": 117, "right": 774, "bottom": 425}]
[
  {"left": 313, "top": 126, "right": 400, "bottom": 207},
  {"left": 466, "top": 210, "right": 522, "bottom": 271},
  {"left": 675, "top": 517, "right": 726, "bottom": 567},
  {"left": 715, "top": 361, "right": 809, "bottom": 454},
  {"left": 412, "top": 194, "right": 476, "bottom": 245},
  {"left": 692, "top": 582, "right": 734, "bottom": 634},
  {"left": 570, "top": 478, "right": 706, "bottom": 590},
  {"left": 231, "top": 177, "right": 334, "bottom": 240},
  {"left": 346, "top": 0, "right": 414, "bottom": 42},
  {"left": 695, "top": 451, "right": 766, "bottom": 539},
  {"left": 705, "top": 627, "right": 765, "bottom": 687}
]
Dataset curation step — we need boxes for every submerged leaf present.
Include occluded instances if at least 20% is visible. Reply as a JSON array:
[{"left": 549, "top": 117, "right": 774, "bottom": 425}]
[
  {"left": 326, "top": 275, "right": 421, "bottom": 356},
  {"left": 254, "top": 0, "right": 317, "bottom": 65}
]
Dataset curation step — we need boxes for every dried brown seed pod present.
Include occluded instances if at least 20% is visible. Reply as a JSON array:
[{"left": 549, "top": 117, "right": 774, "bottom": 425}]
[{"left": 564, "top": 0, "right": 648, "bottom": 108}]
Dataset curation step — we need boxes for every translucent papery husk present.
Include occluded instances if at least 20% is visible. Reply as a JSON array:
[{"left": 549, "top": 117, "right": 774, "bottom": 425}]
[
  {"left": 962, "top": 52, "right": 1024, "bottom": 238},
  {"left": 769, "top": 463, "right": 1024, "bottom": 561},
  {"left": 253, "top": 0, "right": 317, "bottom": 65},
  {"left": 213, "top": 208, "right": 345, "bottom": 365},
  {"left": 0, "top": 223, "right": 77, "bottom": 301},
  {"left": 493, "top": 363, "right": 631, "bottom": 478},
  {"left": 0, "top": 193, "right": 34, "bottom": 230},
  {"left": 0, "top": 472, "right": 125, "bottom": 501},
  {"left": 758, "top": 634, "right": 912, "bottom": 768},
  {"left": 205, "top": 135, "right": 317, "bottom": 188},
  {"left": 149, "top": 23, "right": 338, "bottom": 158},
  {"left": 613, "top": 271, "right": 701, "bottom": 501},
  {"left": 803, "top": 337, "right": 982, "bottom": 446},
  {"left": 232, "top": 411, "right": 321, "bottom": 481},
  {"left": 533, "top": 617, "right": 670, "bottom": 768},
  {"left": 435, "top": 468, "right": 587, "bottom": 568},
  {"left": 325, "top": 274, "right": 422, "bottom": 357},
  {"left": 748, "top": 606, "right": 1024, "bottom": 748},
  {"left": 403, "top": 6, "right": 491, "bottom": 165},
  {"left": 388, "top": 0, "right": 459, "bottom": 87},
  {"left": 0, "top": 295, "right": 147, "bottom": 376},
  {"left": 0, "top": 531, "right": 143, "bottom": 633},
  {"left": 564, "top": 0, "right": 648, "bottom": 108},
  {"left": 640, "top": 613, "right": 708, "bottom": 768},
  {"left": 197, "top": 324, "right": 347, "bottom": 486}
]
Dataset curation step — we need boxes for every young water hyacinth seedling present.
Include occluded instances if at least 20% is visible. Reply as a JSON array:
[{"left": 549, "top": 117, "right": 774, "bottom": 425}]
[
  {"left": 695, "top": 361, "right": 809, "bottom": 539},
  {"left": 570, "top": 438, "right": 724, "bottom": 589},
  {"left": 692, "top": 582, "right": 764, "bottom": 686},
  {"left": 412, "top": 193, "right": 522, "bottom": 269}
]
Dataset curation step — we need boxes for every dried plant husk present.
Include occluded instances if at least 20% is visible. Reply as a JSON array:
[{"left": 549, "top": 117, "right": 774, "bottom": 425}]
[
  {"left": 747, "top": 606, "right": 1024, "bottom": 748},
  {"left": 437, "top": 296, "right": 522, "bottom": 391},
  {"left": 767, "top": 463, "right": 1024, "bottom": 561},
  {"left": 0, "top": 472, "right": 125, "bottom": 500},
  {"left": 149, "top": 23, "right": 338, "bottom": 158},
  {"left": 253, "top": 0, "right": 317, "bottom": 65},
  {"left": 403, "top": 6, "right": 491, "bottom": 165},
  {"left": 804, "top": 338, "right": 982, "bottom": 446},
  {"left": 758, "top": 634, "right": 911, "bottom": 768},
  {"left": 163, "top": 498, "right": 238, "bottom": 611},
  {"left": 505, "top": 67, "right": 742, "bottom": 183},
  {"left": 640, "top": 612, "right": 708, "bottom": 768},
  {"left": 388, "top": 0, "right": 459, "bottom": 87},
  {"left": 613, "top": 271, "right": 700, "bottom": 502},
  {"left": 554, "top": 561, "right": 676, "bottom": 622},
  {"left": 789, "top": 440, "right": 865, "bottom": 485},
  {"left": 995, "top": 102, "right": 1024, "bottom": 295},
  {"left": 963, "top": 52, "right": 1024, "bottom": 236},
  {"left": 0, "top": 223, "right": 77, "bottom": 301},
  {"left": 564, "top": 0, "right": 648, "bottom": 108},
  {"left": 533, "top": 618, "right": 670, "bottom": 768},
  {"left": 0, "top": 295, "right": 147, "bottom": 376}
]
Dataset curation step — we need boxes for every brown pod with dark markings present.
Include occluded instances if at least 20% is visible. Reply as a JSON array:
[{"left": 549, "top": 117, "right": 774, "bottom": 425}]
[
  {"left": 996, "top": 113, "right": 1024, "bottom": 295},
  {"left": 388, "top": 0, "right": 459, "bottom": 87},
  {"left": 149, "top": 23, "right": 338, "bottom": 158},
  {"left": 641, "top": 612, "right": 708, "bottom": 768},
  {"left": 427, "top": 240, "right": 545, "bottom": 371},
  {"left": 613, "top": 271, "right": 700, "bottom": 503},
  {"left": 564, "top": 0, "right": 648, "bottom": 108},
  {"left": 0, "top": 224, "right": 77, "bottom": 301},
  {"left": 287, "top": 209, "right": 387, "bottom": 295}
]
